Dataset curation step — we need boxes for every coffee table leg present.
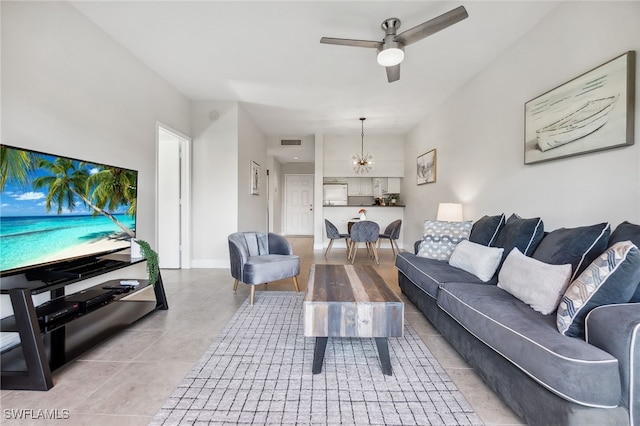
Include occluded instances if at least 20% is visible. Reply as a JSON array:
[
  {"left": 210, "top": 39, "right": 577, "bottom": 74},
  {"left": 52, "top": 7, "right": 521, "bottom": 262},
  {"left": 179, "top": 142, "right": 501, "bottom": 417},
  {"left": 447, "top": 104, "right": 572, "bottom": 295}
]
[
  {"left": 375, "top": 338, "right": 392, "bottom": 376},
  {"left": 313, "top": 337, "right": 328, "bottom": 374}
]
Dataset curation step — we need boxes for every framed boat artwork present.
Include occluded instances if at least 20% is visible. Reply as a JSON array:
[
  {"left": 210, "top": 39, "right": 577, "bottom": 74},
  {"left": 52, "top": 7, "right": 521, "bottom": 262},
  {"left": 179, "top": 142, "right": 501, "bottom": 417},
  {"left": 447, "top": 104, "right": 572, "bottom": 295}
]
[{"left": 524, "top": 51, "right": 635, "bottom": 164}]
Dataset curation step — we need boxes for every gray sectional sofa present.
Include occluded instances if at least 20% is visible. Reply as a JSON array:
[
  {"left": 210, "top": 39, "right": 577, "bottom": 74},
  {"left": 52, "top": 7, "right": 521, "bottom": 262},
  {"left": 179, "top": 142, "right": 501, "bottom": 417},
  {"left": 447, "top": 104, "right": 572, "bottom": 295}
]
[{"left": 396, "top": 214, "right": 640, "bottom": 426}]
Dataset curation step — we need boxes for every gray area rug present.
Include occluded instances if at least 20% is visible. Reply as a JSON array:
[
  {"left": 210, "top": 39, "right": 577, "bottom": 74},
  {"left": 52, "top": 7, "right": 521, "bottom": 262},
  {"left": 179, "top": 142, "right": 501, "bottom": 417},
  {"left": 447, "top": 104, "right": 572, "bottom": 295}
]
[{"left": 151, "top": 292, "right": 483, "bottom": 425}]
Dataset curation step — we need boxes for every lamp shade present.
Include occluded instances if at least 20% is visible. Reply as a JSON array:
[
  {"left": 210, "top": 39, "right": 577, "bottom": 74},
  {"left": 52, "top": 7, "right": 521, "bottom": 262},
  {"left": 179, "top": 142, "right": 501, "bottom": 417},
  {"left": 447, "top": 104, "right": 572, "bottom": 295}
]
[{"left": 437, "top": 203, "right": 463, "bottom": 222}]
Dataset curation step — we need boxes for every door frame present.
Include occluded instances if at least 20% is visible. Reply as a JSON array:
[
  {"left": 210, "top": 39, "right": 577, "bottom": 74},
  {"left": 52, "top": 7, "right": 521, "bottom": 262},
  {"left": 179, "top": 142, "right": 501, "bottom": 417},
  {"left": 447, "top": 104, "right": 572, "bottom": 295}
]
[
  {"left": 283, "top": 173, "right": 314, "bottom": 236},
  {"left": 156, "top": 122, "right": 191, "bottom": 269}
]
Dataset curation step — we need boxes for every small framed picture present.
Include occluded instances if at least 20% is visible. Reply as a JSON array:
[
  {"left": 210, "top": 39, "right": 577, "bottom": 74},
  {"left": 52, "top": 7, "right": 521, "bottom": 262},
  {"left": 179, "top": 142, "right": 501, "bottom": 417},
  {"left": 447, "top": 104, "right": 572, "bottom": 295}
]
[
  {"left": 417, "top": 149, "right": 436, "bottom": 185},
  {"left": 250, "top": 161, "right": 261, "bottom": 195}
]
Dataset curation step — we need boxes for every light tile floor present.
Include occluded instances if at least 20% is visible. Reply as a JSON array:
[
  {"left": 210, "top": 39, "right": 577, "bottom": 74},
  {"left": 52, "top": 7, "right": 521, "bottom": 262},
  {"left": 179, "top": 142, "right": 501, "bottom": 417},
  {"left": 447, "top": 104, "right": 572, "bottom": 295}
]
[{"left": 0, "top": 238, "right": 524, "bottom": 425}]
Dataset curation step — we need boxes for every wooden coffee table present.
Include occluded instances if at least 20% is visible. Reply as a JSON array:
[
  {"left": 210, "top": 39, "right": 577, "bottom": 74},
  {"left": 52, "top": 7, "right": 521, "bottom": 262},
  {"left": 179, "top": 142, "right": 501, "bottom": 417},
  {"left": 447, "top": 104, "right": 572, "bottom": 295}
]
[{"left": 303, "top": 264, "right": 404, "bottom": 375}]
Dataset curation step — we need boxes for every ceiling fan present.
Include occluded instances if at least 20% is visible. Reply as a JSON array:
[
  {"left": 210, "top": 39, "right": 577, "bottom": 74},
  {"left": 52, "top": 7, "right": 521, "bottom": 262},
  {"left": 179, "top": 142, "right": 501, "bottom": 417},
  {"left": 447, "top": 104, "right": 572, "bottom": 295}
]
[{"left": 320, "top": 5, "right": 468, "bottom": 83}]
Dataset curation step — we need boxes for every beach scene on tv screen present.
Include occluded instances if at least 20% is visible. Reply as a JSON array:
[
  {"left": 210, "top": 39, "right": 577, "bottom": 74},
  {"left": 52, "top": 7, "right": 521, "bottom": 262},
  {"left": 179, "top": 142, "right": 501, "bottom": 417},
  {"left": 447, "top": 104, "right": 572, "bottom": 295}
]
[{"left": 0, "top": 145, "right": 137, "bottom": 273}]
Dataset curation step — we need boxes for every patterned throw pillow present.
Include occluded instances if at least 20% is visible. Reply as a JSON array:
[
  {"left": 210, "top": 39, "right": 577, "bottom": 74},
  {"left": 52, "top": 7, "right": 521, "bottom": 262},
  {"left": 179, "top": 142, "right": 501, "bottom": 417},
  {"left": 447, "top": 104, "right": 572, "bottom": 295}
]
[
  {"left": 556, "top": 241, "right": 640, "bottom": 338},
  {"left": 417, "top": 220, "right": 473, "bottom": 261}
]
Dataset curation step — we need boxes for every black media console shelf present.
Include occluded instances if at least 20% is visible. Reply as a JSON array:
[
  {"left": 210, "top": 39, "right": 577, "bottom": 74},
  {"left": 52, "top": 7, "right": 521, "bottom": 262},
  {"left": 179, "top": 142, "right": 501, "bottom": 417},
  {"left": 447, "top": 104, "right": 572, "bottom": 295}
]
[{"left": 0, "top": 257, "right": 168, "bottom": 391}]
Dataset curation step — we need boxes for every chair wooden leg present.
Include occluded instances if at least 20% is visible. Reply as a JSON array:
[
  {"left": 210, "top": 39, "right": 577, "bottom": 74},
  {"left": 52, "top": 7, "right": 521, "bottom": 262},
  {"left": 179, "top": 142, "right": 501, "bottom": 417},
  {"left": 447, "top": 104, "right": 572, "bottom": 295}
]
[
  {"left": 324, "top": 239, "right": 334, "bottom": 259},
  {"left": 372, "top": 243, "right": 380, "bottom": 265},
  {"left": 233, "top": 279, "right": 239, "bottom": 292},
  {"left": 392, "top": 240, "right": 399, "bottom": 256},
  {"left": 292, "top": 275, "right": 300, "bottom": 292},
  {"left": 351, "top": 242, "right": 359, "bottom": 264},
  {"left": 250, "top": 286, "right": 256, "bottom": 305}
]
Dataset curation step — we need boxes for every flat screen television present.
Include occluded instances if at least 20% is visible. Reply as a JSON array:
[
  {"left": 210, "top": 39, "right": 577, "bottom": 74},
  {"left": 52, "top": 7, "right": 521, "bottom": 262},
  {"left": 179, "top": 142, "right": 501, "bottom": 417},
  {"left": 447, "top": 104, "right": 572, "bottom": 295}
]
[{"left": 0, "top": 144, "right": 138, "bottom": 277}]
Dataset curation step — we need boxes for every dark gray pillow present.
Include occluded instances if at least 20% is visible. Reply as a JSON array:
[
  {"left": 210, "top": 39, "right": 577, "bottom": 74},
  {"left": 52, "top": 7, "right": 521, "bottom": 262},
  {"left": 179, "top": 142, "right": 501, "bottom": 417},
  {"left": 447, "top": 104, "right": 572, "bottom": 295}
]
[
  {"left": 609, "top": 221, "right": 640, "bottom": 302},
  {"left": 493, "top": 214, "right": 544, "bottom": 267},
  {"left": 469, "top": 214, "right": 505, "bottom": 246},
  {"left": 532, "top": 222, "right": 610, "bottom": 281}
]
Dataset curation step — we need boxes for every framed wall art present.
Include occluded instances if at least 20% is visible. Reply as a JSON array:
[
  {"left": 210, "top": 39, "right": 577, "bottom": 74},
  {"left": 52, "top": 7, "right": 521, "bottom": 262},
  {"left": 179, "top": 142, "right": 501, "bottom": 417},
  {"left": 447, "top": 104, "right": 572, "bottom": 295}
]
[
  {"left": 417, "top": 149, "right": 436, "bottom": 185},
  {"left": 524, "top": 51, "right": 635, "bottom": 165},
  {"left": 250, "top": 161, "right": 261, "bottom": 195}
]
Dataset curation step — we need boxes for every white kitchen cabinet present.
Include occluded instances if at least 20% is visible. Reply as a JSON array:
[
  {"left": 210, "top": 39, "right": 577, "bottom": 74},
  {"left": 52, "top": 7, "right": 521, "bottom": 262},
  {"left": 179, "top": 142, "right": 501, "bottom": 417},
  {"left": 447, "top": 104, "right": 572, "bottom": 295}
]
[
  {"left": 386, "top": 177, "right": 401, "bottom": 194},
  {"left": 323, "top": 177, "right": 347, "bottom": 183},
  {"left": 347, "top": 177, "right": 373, "bottom": 196}
]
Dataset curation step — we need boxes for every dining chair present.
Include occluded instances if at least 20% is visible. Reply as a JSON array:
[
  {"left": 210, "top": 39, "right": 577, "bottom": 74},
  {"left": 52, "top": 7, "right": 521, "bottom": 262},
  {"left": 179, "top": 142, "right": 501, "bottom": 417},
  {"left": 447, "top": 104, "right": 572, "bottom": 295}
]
[
  {"left": 228, "top": 232, "right": 300, "bottom": 305},
  {"left": 378, "top": 219, "right": 402, "bottom": 256},
  {"left": 324, "top": 219, "right": 350, "bottom": 259},
  {"left": 349, "top": 220, "right": 380, "bottom": 265}
]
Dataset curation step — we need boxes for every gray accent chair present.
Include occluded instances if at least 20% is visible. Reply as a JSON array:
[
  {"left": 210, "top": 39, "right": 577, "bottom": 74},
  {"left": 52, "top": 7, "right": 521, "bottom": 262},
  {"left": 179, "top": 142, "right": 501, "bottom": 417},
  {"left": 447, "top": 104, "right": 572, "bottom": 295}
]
[
  {"left": 228, "top": 232, "right": 300, "bottom": 305},
  {"left": 324, "top": 219, "right": 350, "bottom": 259},
  {"left": 378, "top": 219, "right": 402, "bottom": 256},
  {"left": 349, "top": 221, "right": 380, "bottom": 265}
]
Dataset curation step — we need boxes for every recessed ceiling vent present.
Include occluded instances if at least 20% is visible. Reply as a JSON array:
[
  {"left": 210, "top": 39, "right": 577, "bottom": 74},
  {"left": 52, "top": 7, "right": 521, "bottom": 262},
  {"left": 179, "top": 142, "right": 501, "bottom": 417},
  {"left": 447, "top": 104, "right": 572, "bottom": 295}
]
[{"left": 281, "top": 139, "right": 302, "bottom": 146}]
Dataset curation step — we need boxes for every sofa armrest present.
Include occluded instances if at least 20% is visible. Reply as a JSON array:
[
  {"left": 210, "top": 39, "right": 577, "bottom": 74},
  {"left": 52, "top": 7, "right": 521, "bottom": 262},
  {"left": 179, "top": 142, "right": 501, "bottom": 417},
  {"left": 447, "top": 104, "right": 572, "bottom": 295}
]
[{"left": 585, "top": 303, "right": 640, "bottom": 425}]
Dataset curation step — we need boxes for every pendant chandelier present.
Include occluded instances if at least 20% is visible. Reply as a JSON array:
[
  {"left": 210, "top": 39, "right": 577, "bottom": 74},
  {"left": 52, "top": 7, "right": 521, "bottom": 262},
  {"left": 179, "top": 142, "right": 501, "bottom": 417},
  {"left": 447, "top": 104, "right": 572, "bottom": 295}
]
[{"left": 351, "top": 117, "right": 374, "bottom": 174}]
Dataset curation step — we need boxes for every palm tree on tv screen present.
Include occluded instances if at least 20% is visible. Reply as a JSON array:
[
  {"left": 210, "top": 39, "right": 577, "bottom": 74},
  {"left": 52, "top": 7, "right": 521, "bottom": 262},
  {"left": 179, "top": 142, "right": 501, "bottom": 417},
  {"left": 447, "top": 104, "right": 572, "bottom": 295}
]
[
  {"left": 32, "top": 156, "right": 136, "bottom": 238},
  {"left": 0, "top": 145, "right": 34, "bottom": 190}
]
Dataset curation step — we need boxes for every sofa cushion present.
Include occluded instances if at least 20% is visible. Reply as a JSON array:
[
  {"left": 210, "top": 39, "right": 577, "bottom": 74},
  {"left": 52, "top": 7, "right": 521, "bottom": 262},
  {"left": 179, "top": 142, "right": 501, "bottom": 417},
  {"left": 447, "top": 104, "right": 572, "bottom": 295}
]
[
  {"left": 469, "top": 214, "right": 506, "bottom": 246},
  {"left": 557, "top": 241, "right": 640, "bottom": 338},
  {"left": 448, "top": 240, "right": 504, "bottom": 282},
  {"left": 417, "top": 220, "right": 473, "bottom": 261},
  {"left": 395, "top": 252, "right": 493, "bottom": 299},
  {"left": 532, "top": 222, "right": 610, "bottom": 281},
  {"left": 492, "top": 214, "right": 544, "bottom": 266},
  {"left": 498, "top": 248, "right": 572, "bottom": 315},
  {"left": 437, "top": 282, "right": 621, "bottom": 407},
  {"left": 609, "top": 221, "right": 640, "bottom": 302}
]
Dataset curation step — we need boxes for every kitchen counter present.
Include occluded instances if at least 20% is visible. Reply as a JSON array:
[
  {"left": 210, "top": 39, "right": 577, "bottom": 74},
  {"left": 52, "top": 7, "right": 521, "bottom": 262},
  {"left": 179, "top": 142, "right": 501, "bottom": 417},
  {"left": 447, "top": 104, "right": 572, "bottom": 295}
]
[{"left": 323, "top": 205, "right": 405, "bottom": 250}]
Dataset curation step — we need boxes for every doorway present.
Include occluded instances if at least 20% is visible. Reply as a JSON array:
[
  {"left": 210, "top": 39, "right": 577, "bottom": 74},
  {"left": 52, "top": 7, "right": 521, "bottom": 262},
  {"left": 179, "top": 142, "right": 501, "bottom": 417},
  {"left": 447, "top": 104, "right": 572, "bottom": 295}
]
[
  {"left": 157, "top": 124, "right": 191, "bottom": 269},
  {"left": 284, "top": 174, "right": 314, "bottom": 236}
]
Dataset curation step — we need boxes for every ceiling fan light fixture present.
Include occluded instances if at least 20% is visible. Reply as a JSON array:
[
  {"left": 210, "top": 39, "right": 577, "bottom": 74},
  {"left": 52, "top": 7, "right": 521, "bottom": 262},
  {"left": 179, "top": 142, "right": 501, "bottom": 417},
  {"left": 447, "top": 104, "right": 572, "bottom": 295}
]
[{"left": 377, "top": 45, "right": 404, "bottom": 67}]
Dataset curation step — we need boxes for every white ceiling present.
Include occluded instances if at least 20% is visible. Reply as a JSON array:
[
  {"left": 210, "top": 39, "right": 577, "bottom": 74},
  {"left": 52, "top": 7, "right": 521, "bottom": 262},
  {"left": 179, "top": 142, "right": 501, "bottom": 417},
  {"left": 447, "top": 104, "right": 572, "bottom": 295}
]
[{"left": 71, "top": 0, "right": 558, "bottom": 161}]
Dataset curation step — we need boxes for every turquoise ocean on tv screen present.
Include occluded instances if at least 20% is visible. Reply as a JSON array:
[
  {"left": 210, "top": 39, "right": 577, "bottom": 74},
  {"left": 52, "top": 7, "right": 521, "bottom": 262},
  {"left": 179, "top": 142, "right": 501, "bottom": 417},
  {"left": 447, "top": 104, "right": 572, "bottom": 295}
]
[{"left": 0, "top": 214, "right": 135, "bottom": 272}]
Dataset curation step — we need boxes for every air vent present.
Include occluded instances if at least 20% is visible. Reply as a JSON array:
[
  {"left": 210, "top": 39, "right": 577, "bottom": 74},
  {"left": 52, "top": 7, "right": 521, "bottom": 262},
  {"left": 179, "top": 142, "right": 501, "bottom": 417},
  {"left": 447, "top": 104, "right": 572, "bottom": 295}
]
[{"left": 281, "top": 139, "right": 302, "bottom": 146}]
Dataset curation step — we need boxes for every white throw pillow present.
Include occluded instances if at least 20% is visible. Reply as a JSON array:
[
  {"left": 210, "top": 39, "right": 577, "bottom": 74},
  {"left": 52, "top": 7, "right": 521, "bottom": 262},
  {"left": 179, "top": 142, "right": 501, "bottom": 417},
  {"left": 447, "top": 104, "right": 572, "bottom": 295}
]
[
  {"left": 448, "top": 240, "right": 504, "bottom": 282},
  {"left": 498, "top": 248, "right": 572, "bottom": 315}
]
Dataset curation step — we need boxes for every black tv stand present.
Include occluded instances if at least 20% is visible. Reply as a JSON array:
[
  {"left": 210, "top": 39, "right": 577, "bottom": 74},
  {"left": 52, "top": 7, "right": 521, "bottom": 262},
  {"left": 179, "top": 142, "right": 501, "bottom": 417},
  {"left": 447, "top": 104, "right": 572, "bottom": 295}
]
[
  {"left": 1, "top": 257, "right": 168, "bottom": 391},
  {"left": 24, "top": 255, "right": 128, "bottom": 286}
]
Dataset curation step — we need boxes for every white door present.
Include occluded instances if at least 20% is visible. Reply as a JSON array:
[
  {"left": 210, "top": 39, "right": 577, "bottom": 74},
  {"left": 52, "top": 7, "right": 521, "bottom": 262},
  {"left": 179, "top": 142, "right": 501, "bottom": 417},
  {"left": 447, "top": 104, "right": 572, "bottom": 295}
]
[
  {"left": 285, "top": 174, "right": 314, "bottom": 235},
  {"left": 157, "top": 126, "right": 191, "bottom": 269}
]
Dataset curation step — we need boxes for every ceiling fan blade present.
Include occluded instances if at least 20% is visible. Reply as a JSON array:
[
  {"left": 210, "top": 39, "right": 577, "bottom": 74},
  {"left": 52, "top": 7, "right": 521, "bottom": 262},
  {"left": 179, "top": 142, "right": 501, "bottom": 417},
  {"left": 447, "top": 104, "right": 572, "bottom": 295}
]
[
  {"left": 395, "top": 5, "right": 468, "bottom": 46},
  {"left": 320, "top": 37, "right": 382, "bottom": 49},
  {"left": 386, "top": 64, "right": 400, "bottom": 83}
]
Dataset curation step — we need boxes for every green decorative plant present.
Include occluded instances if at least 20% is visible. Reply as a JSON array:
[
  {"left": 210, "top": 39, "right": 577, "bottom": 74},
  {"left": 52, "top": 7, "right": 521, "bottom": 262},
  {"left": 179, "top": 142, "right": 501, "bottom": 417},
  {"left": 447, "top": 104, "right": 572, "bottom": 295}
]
[{"left": 135, "top": 239, "right": 159, "bottom": 286}]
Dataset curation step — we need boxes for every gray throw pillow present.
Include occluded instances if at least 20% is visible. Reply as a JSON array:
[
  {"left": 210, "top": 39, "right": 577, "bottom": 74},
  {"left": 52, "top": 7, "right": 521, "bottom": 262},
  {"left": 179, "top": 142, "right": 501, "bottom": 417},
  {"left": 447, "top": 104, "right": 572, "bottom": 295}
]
[
  {"left": 469, "top": 214, "right": 505, "bottom": 246},
  {"left": 609, "top": 221, "right": 640, "bottom": 302},
  {"left": 532, "top": 222, "right": 610, "bottom": 281},
  {"left": 493, "top": 214, "right": 545, "bottom": 267}
]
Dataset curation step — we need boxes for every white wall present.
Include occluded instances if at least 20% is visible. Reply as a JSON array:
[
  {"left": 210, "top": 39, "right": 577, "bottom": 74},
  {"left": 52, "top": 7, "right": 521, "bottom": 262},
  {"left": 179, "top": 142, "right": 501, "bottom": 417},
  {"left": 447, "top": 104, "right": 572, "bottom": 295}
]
[
  {"left": 267, "top": 156, "right": 283, "bottom": 233},
  {"left": 190, "top": 101, "right": 239, "bottom": 267},
  {"left": 403, "top": 1, "right": 640, "bottom": 245},
  {"left": 324, "top": 134, "right": 405, "bottom": 177},
  {"left": 237, "top": 105, "right": 268, "bottom": 232},
  {"left": 1, "top": 1, "right": 191, "bottom": 249}
]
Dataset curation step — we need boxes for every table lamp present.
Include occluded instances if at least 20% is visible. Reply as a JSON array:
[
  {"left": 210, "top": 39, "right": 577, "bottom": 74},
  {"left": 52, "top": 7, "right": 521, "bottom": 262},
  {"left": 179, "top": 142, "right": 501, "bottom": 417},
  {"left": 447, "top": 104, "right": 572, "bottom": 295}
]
[{"left": 437, "top": 203, "right": 463, "bottom": 222}]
